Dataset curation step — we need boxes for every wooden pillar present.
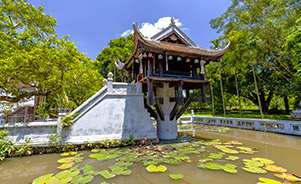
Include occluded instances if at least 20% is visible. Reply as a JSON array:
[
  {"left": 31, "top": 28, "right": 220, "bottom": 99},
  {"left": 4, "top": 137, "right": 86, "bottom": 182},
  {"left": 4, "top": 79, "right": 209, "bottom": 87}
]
[
  {"left": 178, "top": 80, "right": 184, "bottom": 105},
  {"left": 159, "top": 57, "right": 163, "bottom": 77},
  {"left": 147, "top": 78, "right": 153, "bottom": 105},
  {"left": 192, "top": 62, "right": 196, "bottom": 78},
  {"left": 147, "top": 56, "right": 153, "bottom": 77},
  {"left": 186, "top": 89, "right": 190, "bottom": 98},
  {"left": 165, "top": 52, "right": 169, "bottom": 71}
]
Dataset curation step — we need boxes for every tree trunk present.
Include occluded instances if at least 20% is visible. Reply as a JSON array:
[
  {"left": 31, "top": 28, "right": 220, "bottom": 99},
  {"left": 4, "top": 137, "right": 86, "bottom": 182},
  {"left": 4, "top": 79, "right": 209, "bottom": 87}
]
[
  {"left": 210, "top": 83, "right": 215, "bottom": 116},
  {"left": 284, "top": 96, "right": 289, "bottom": 114},
  {"left": 234, "top": 74, "right": 242, "bottom": 118},
  {"left": 252, "top": 64, "right": 264, "bottom": 119},
  {"left": 218, "top": 63, "right": 226, "bottom": 116}
]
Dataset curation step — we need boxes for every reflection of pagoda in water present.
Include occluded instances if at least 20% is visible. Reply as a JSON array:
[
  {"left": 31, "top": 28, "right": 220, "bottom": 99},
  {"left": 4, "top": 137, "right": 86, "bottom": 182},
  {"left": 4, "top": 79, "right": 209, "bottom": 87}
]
[{"left": 117, "top": 18, "right": 229, "bottom": 139}]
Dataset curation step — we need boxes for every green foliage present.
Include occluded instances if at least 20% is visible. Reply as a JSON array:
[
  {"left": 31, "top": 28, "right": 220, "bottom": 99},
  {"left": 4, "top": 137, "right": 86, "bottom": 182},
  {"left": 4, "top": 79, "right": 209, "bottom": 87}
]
[
  {"left": 95, "top": 34, "right": 134, "bottom": 82},
  {"left": 0, "top": 0, "right": 103, "bottom": 115},
  {"left": 0, "top": 129, "right": 13, "bottom": 161},
  {"left": 61, "top": 113, "right": 80, "bottom": 127},
  {"left": 205, "top": 0, "right": 301, "bottom": 113}
]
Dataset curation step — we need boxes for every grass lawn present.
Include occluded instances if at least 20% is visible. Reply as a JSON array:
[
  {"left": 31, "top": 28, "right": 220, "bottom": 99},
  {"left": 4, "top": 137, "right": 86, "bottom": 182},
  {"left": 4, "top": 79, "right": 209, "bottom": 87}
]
[{"left": 183, "top": 109, "right": 295, "bottom": 121}]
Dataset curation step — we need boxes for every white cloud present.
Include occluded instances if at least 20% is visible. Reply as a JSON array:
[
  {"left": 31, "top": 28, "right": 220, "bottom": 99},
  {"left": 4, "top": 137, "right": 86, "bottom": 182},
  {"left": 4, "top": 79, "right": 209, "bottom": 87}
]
[
  {"left": 120, "top": 17, "right": 183, "bottom": 38},
  {"left": 121, "top": 29, "right": 132, "bottom": 37}
]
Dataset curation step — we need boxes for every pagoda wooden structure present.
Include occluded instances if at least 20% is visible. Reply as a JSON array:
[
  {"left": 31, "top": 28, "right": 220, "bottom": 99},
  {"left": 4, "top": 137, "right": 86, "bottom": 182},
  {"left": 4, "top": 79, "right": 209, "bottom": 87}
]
[{"left": 116, "top": 19, "right": 229, "bottom": 139}]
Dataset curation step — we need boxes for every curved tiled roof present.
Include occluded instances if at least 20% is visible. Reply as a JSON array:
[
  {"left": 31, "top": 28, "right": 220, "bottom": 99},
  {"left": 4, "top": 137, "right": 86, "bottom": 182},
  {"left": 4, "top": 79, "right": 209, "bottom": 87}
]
[{"left": 119, "top": 21, "right": 229, "bottom": 70}]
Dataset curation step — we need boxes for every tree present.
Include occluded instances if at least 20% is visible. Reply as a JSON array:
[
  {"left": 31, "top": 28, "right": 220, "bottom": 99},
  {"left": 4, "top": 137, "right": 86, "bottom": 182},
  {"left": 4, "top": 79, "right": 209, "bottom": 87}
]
[
  {"left": 95, "top": 34, "right": 134, "bottom": 82},
  {"left": 209, "top": 0, "right": 301, "bottom": 112},
  {"left": 0, "top": 0, "right": 102, "bottom": 114}
]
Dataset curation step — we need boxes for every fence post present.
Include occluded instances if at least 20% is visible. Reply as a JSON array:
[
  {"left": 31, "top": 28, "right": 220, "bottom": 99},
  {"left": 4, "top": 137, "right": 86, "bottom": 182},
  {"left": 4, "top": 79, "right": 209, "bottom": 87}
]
[{"left": 191, "top": 110, "right": 195, "bottom": 123}]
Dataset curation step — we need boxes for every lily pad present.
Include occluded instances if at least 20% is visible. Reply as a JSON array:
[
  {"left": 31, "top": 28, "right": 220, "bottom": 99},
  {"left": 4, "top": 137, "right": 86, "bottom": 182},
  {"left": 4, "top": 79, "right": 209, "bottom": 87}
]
[
  {"left": 146, "top": 165, "right": 167, "bottom": 173},
  {"left": 252, "top": 158, "right": 274, "bottom": 164},
  {"left": 45, "top": 177, "right": 72, "bottom": 184},
  {"left": 274, "top": 173, "right": 301, "bottom": 182},
  {"left": 70, "top": 175, "right": 94, "bottom": 184},
  {"left": 205, "top": 162, "right": 223, "bottom": 170},
  {"left": 57, "top": 157, "right": 75, "bottom": 164},
  {"left": 57, "top": 162, "right": 75, "bottom": 170},
  {"left": 225, "top": 156, "right": 239, "bottom": 161},
  {"left": 99, "top": 170, "right": 116, "bottom": 179},
  {"left": 169, "top": 174, "right": 184, "bottom": 180},
  {"left": 199, "top": 156, "right": 214, "bottom": 163},
  {"left": 243, "top": 159, "right": 264, "bottom": 167},
  {"left": 222, "top": 164, "right": 237, "bottom": 174},
  {"left": 263, "top": 164, "right": 287, "bottom": 173},
  {"left": 237, "top": 146, "right": 253, "bottom": 151},
  {"left": 174, "top": 156, "right": 190, "bottom": 161},
  {"left": 32, "top": 173, "right": 53, "bottom": 184},
  {"left": 208, "top": 153, "right": 224, "bottom": 159},
  {"left": 242, "top": 167, "right": 267, "bottom": 174},
  {"left": 91, "top": 148, "right": 103, "bottom": 153},
  {"left": 55, "top": 170, "right": 80, "bottom": 180},
  {"left": 60, "top": 151, "right": 77, "bottom": 157},
  {"left": 257, "top": 178, "right": 283, "bottom": 184}
]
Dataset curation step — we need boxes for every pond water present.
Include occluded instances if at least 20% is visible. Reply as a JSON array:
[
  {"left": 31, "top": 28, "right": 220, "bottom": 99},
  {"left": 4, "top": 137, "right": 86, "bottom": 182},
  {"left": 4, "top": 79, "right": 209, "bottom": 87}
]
[{"left": 1, "top": 123, "right": 301, "bottom": 184}]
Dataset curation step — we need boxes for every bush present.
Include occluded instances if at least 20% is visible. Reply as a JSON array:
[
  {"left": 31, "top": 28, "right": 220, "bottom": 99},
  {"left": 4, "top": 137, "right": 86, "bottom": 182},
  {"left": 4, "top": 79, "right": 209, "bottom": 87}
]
[{"left": 0, "top": 129, "right": 13, "bottom": 161}]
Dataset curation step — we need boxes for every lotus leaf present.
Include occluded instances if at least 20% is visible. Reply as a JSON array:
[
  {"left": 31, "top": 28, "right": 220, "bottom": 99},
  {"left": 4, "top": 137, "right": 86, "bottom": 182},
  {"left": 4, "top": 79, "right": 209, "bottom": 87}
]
[
  {"left": 143, "top": 160, "right": 159, "bottom": 166},
  {"left": 222, "top": 164, "right": 237, "bottom": 174},
  {"left": 99, "top": 170, "right": 116, "bottom": 179},
  {"left": 100, "top": 182, "right": 110, "bottom": 184},
  {"left": 45, "top": 177, "right": 72, "bottom": 184},
  {"left": 263, "top": 164, "right": 287, "bottom": 173},
  {"left": 225, "top": 156, "right": 239, "bottom": 161},
  {"left": 237, "top": 146, "right": 253, "bottom": 151},
  {"left": 197, "top": 163, "right": 207, "bottom": 169},
  {"left": 274, "top": 173, "right": 301, "bottom": 182},
  {"left": 121, "top": 169, "right": 132, "bottom": 175},
  {"left": 169, "top": 174, "right": 183, "bottom": 180},
  {"left": 60, "top": 152, "right": 77, "bottom": 157},
  {"left": 208, "top": 153, "right": 224, "bottom": 159},
  {"left": 70, "top": 175, "right": 94, "bottom": 184},
  {"left": 32, "top": 173, "right": 53, "bottom": 184},
  {"left": 243, "top": 159, "right": 264, "bottom": 167},
  {"left": 199, "top": 156, "right": 214, "bottom": 163},
  {"left": 146, "top": 165, "right": 167, "bottom": 173},
  {"left": 55, "top": 170, "right": 80, "bottom": 179},
  {"left": 111, "top": 167, "right": 127, "bottom": 175},
  {"left": 242, "top": 167, "right": 267, "bottom": 174},
  {"left": 174, "top": 156, "right": 190, "bottom": 161},
  {"left": 252, "top": 158, "right": 274, "bottom": 164},
  {"left": 57, "top": 162, "right": 75, "bottom": 170},
  {"left": 45, "top": 177, "right": 60, "bottom": 184},
  {"left": 257, "top": 178, "right": 283, "bottom": 184},
  {"left": 163, "top": 159, "right": 181, "bottom": 165},
  {"left": 205, "top": 162, "right": 223, "bottom": 170},
  {"left": 57, "top": 157, "right": 75, "bottom": 164},
  {"left": 224, "top": 141, "right": 243, "bottom": 145},
  {"left": 91, "top": 148, "right": 102, "bottom": 153}
]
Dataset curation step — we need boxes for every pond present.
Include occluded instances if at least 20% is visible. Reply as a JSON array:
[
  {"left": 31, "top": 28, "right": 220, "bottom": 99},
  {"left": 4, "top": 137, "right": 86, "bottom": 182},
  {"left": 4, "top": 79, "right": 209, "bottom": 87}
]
[{"left": 1, "top": 123, "right": 301, "bottom": 184}]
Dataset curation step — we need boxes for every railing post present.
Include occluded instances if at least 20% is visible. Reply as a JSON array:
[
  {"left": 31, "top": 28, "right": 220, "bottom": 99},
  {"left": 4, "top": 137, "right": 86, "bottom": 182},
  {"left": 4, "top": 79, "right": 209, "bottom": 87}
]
[
  {"left": 136, "top": 82, "right": 142, "bottom": 93},
  {"left": 107, "top": 72, "right": 113, "bottom": 93},
  {"left": 191, "top": 110, "right": 195, "bottom": 123},
  {"left": 57, "top": 110, "right": 67, "bottom": 137}
]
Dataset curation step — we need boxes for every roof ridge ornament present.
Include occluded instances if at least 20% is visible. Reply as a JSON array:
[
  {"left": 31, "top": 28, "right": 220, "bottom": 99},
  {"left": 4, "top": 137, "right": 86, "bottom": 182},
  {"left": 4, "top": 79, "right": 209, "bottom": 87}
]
[{"left": 170, "top": 18, "right": 176, "bottom": 26}]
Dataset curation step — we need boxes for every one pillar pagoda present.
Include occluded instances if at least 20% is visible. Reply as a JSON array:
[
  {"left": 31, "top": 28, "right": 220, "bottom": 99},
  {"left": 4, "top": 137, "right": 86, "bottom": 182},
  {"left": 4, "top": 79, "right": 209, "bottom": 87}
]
[{"left": 116, "top": 19, "right": 229, "bottom": 140}]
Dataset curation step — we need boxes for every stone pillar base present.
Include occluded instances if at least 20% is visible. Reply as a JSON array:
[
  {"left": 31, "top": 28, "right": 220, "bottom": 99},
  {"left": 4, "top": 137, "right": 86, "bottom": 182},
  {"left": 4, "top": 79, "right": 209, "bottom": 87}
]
[{"left": 157, "top": 119, "right": 178, "bottom": 140}]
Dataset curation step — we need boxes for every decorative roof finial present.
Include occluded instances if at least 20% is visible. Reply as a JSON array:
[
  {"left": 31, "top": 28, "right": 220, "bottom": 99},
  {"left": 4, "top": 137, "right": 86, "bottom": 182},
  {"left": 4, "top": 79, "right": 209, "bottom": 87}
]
[{"left": 170, "top": 18, "right": 176, "bottom": 26}]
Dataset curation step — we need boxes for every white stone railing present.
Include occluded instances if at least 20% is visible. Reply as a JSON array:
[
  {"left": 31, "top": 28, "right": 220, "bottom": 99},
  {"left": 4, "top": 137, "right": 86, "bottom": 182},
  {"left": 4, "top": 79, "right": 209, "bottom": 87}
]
[{"left": 179, "top": 112, "right": 301, "bottom": 136}]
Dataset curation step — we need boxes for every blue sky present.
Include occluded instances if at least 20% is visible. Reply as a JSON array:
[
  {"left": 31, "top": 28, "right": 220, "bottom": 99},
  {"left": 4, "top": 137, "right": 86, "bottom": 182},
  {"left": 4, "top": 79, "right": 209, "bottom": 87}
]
[{"left": 28, "top": 0, "right": 231, "bottom": 60}]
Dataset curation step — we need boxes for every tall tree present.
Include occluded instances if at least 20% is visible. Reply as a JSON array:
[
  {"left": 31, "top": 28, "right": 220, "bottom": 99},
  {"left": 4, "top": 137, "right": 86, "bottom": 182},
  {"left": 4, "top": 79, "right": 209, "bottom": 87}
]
[{"left": 0, "top": 0, "right": 102, "bottom": 112}]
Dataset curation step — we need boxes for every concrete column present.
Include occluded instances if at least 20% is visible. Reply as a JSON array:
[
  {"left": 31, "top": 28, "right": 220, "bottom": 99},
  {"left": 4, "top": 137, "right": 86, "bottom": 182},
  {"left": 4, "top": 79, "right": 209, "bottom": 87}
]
[{"left": 156, "top": 82, "right": 178, "bottom": 140}]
